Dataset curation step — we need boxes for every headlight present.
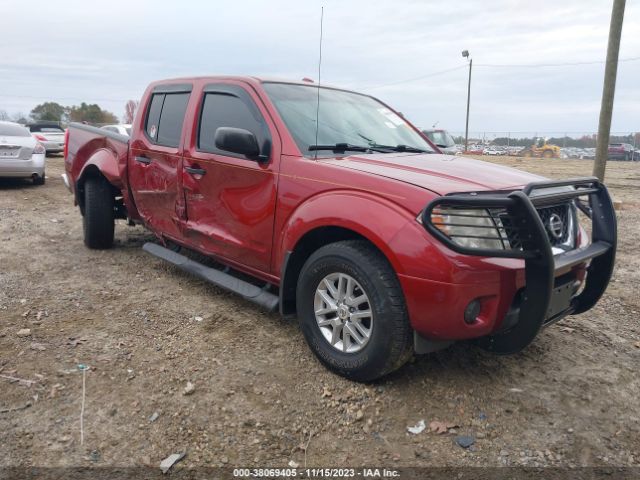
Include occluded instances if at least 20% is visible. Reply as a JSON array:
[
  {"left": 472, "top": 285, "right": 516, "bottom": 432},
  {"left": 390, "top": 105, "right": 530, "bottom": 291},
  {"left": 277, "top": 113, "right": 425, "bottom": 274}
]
[
  {"left": 429, "top": 208, "right": 505, "bottom": 250},
  {"left": 33, "top": 143, "right": 46, "bottom": 155}
]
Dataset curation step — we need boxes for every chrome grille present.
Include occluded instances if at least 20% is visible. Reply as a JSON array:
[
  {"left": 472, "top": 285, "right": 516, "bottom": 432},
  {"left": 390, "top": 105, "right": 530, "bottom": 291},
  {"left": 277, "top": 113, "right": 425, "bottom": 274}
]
[
  {"left": 537, "top": 204, "right": 571, "bottom": 245},
  {"left": 492, "top": 203, "right": 575, "bottom": 251}
]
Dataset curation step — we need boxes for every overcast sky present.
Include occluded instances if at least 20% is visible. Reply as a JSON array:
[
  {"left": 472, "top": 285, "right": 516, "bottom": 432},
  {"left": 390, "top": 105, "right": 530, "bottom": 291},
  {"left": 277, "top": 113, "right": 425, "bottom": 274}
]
[{"left": 1, "top": 0, "right": 638, "bottom": 136}]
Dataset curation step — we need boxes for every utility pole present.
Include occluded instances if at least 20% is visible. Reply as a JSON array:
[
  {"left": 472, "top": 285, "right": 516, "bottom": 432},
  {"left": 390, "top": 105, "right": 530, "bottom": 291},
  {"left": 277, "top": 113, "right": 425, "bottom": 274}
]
[
  {"left": 462, "top": 50, "right": 472, "bottom": 152},
  {"left": 594, "top": 0, "right": 626, "bottom": 181}
]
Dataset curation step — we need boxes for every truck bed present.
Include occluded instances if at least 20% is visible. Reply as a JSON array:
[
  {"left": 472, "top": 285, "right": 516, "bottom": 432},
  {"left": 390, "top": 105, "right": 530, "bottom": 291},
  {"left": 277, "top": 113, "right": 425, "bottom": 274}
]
[{"left": 64, "top": 122, "right": 130, "bottom": 194}]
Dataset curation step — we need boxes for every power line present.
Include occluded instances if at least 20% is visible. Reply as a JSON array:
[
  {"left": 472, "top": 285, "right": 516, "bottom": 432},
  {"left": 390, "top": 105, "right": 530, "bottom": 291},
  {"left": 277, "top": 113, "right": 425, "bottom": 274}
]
[
  {"left": 476, "top": 55, "right": 640, "bottom": 68},
  {"left": 364, "top": 65, "right": 468, "bottom": 90},
  {"left": 363, "top": 55, "right": 640, "bottom": 90}
]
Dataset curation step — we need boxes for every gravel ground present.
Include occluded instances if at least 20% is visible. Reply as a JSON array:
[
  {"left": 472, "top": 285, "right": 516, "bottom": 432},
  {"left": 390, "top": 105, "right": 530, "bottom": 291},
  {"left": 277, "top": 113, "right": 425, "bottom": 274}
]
[{"left": 0, "top": 155, "right": 638, "bottom": 471}]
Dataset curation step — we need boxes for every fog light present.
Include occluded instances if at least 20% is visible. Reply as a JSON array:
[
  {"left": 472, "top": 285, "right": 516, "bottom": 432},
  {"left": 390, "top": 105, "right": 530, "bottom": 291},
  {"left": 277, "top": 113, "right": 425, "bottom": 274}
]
[{"left": 464, "top": 299, "right": 481, "bottom": 324}]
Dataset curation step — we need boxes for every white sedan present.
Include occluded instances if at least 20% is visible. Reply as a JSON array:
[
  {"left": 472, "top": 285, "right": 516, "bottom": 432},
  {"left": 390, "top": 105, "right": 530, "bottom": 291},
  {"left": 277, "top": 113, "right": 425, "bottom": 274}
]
[
  {"left": 0, "top": 121, "right": 46, "bottom": 185},
  {"left": 483, "top": 147, "right": 504, "bottom": 156},
  {"left": 27, "top": 123, "right": 66, "bottom": 154}
]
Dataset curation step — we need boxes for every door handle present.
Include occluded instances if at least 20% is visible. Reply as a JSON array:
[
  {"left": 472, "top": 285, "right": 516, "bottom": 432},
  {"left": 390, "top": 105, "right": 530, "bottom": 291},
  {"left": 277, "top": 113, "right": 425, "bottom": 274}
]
[
  {"left": 185, "top": 166, "right": 206, "bottom": 176},
  {"left": 135, "top": 156, "right": 151, "bottom": 164}
]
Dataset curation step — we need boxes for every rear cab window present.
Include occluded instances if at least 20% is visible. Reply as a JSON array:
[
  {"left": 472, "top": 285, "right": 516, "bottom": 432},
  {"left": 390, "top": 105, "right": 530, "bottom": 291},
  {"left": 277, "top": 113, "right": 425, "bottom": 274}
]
[
  {"left": 28, "top": 125, "right": 64, "bottom": 133},
  {"left": 144, "top": 84, "right": 192, "bottom": 148}
]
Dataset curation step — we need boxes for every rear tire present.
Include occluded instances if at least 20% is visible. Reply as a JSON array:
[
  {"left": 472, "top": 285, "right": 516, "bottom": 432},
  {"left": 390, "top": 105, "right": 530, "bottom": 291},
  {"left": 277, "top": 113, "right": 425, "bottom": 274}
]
[
  {"left": 33, "top": 172, "right": 45, "bottom": 185},
  {"left": 296, "top": 240, "right": 412, "bottom": 382},
  {"left": 83, "top": 178, "right": 115, "bottom": 249}
]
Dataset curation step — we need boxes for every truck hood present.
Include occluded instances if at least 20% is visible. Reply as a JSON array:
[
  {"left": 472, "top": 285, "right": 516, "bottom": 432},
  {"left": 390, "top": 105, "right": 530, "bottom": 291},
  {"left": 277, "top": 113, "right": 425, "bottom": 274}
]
[{"left": 321, "top": 152, "right": 545, "bottom": 195}]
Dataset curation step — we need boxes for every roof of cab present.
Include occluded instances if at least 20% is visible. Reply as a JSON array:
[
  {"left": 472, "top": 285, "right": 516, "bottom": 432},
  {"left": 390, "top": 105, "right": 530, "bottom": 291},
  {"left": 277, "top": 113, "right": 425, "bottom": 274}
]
[
  {"left": 148, "top": 75, "right": 320, "bottom": 87},
  {"left": 145, "top": 75, "right": 361, "bottom": 95}
]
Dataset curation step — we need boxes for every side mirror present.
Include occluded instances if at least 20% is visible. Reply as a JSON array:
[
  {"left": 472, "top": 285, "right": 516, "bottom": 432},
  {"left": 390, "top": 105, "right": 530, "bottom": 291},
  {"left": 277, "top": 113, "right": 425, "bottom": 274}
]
[{"left": 214, "top": 127, "right": 261, "bottom": 159}]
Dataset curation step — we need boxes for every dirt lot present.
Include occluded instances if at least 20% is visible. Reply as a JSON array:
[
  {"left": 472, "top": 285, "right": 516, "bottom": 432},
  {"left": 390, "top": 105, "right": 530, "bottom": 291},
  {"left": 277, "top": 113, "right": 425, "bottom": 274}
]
[{"left": 1, "top": 155, "right": 639, "bottom": 471}]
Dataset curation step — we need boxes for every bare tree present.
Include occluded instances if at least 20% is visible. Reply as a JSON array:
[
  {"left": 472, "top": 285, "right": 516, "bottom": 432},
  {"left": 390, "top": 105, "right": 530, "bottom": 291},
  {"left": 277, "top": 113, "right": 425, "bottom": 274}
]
[
  {"left": 0, "top": 110, "right": 9, "bottom": 121},
  {"left": 12, "top": 112, "right": 29, "bottom": 124},
  {"left": 123, "top": 100, "right": 139, "bottom": 124}
]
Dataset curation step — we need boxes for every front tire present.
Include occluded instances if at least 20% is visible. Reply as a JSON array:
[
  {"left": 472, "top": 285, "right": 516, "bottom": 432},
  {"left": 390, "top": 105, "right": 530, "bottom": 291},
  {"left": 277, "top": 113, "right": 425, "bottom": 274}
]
[
  {"left": 83, "top": 178, "right": 115, "bottom": 249},
  {"left": 296, "top": 240, "right": 412, "bottom": 382}
]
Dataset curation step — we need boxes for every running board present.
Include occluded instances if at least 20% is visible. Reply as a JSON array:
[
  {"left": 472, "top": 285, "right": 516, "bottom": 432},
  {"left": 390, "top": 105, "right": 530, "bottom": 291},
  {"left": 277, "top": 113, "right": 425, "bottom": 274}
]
[{"left": 142, "top": 243, "right": 279, "bottom": 312}]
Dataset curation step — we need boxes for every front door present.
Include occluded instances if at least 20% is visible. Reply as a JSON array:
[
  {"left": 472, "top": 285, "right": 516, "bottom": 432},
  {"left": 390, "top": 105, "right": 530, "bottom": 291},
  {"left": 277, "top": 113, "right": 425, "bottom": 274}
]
[
  {"left": 129, "top": 85, "right": 191, "bottom": 239},
  {"left": 182, "top": 83, "right": 279, "bottom": 272}
]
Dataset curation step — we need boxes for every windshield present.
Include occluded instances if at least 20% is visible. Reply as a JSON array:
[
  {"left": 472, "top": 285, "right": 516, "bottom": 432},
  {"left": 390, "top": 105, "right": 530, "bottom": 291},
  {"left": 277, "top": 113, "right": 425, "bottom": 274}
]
[
  {"left": 424, "top": 130, "right": 455, "bottom": 148},
  {"left": 263, "top": 83, "right": 434, "bottom": 156},
  {"left": 0, "top": 123, "right": 31, "bottom": 137}
]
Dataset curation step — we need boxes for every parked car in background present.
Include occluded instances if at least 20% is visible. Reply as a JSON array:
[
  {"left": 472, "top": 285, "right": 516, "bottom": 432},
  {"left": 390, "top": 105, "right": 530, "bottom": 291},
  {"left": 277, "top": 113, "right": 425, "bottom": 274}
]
[
  {"left": 26, "top": 122, "right": 65, "bottom": 155},
  {"left": 101, "top": 124, "right": 132, "bottom": 136},
  {"left": 608, "top": 143, "right": 635, "bottom": 161},
  {"left": 421, "top": 129, "right": 457, "bottom": 155},
  {"left": 483, "top": 146, "right": 506, "bottom": 156},
  {"left": 463, "top": 144, "right": 485, "bottom": 155},
  {"left": 0, "top": 121, "right": 46, "bottom": 184}
]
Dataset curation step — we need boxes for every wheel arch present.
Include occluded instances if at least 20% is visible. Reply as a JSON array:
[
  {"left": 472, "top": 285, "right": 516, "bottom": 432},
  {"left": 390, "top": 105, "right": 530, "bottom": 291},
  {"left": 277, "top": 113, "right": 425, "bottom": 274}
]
[
  {"left": 76, "top": 163, "right": 120, "bottom": 216},
  {"left": 277, "top": 192, "right": 414, "bottom": 316}
]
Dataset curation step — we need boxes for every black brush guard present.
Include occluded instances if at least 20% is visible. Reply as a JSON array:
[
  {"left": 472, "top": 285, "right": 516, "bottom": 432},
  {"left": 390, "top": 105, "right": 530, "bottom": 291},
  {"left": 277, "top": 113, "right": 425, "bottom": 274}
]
[{"left": 421, "top": 177, "right": 617, "bottom": 354}]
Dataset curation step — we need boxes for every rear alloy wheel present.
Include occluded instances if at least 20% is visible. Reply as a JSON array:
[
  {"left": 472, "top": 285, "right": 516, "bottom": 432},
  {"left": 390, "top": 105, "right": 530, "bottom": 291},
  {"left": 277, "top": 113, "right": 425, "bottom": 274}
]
[
  {"left": 296, "top": 240, "right": 412, "bottom": 382},
  {"left": 83, "top": 177, "right": 115, "bottom": 249}
]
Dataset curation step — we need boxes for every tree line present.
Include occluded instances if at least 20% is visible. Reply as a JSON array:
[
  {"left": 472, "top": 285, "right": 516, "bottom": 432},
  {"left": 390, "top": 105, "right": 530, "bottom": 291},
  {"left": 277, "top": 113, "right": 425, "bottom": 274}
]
[
  {"left": 0, "top": 100, "right": 139, "bottom": 126},
  {"left": 452, "top": 133, "right": 639, "bottom": 148}
]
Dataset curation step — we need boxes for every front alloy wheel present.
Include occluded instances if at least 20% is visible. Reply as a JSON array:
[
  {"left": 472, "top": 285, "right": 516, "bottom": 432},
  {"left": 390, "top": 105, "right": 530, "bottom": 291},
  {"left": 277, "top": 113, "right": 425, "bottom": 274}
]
[
  {"left": 314, "top": 273, "right": 373, "bottom": 353},
  {"left": 296, "top": 240, "right": 413, "bottom": 382}
]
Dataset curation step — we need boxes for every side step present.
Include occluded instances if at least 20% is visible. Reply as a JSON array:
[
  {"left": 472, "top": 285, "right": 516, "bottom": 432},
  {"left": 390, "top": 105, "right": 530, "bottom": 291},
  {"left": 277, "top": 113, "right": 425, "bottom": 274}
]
[{"left": 142, "top": 242, "right": 279, "bottom": 312}]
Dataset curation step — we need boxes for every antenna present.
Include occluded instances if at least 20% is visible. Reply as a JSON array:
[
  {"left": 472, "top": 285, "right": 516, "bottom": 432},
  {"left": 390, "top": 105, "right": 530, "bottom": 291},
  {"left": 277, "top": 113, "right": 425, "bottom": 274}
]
[{"left": 313, "top": 6, "right": 324, "bottom": 160}]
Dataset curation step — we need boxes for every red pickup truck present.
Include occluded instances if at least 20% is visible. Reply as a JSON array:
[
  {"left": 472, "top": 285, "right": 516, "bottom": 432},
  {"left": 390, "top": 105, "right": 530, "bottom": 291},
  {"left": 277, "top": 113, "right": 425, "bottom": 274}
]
[{"left": 63, "top": 76, "right": 617, "bottom": 381}]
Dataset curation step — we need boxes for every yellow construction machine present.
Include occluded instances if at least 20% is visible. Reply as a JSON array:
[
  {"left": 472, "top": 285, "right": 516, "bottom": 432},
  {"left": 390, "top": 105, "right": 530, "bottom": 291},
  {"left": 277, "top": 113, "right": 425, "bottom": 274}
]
[{"left": 519, "top": 137, "right": 561, "bottom": 158}]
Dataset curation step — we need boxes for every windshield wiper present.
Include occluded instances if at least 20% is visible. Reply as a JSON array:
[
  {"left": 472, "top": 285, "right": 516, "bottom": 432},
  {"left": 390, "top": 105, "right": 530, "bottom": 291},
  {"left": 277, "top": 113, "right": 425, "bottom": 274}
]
[
  {"left": 369, "top": 144, "right": 432, "bottom": 153},
  {"left": 309, "top": 143, "right": 372, "bottom": 153}
]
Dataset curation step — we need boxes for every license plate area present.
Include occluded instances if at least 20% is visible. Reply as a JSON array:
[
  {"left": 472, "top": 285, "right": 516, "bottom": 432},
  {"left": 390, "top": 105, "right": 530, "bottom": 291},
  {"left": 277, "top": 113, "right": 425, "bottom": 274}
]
[
  {"left": 0, "top": 148, "right": 20, "bottom": 158},
  {"left": 546, "top": 273, "right": 579, "bottom": 321}
]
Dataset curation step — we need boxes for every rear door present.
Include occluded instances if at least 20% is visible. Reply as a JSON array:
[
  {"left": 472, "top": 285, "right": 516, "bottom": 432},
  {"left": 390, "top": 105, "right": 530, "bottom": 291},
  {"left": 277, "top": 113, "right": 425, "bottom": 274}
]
[
  {"left": 129, "top": 84, "right": 191, "bottom": 239},
  {"left": 181, "top": 82, "right": 280, "bottom": 272}
]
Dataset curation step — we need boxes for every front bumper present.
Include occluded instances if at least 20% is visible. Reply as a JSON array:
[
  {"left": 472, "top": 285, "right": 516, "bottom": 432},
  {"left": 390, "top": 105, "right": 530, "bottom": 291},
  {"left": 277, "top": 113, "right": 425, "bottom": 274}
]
[
  {"left": 607, "top": 152, "right": 630, "bottom": 160},
  {"left": 420, "top": 177, "right": 617, "bottom": 354}
]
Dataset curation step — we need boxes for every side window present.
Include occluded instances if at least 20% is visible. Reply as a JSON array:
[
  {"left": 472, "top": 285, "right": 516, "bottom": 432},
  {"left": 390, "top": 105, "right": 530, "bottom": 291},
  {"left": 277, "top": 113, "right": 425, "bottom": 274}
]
[
  {"left": 198, "top": 92, "right": 268, "bottom": 156},
  {"left": 145, "top": 94, "right": 164, "bottom": 140},
  {"left": 145, "top": 92, "right": 190, "bottom": 148},
  {"left": 156, "top": 93, "right": 190, "bottom": 147}
]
